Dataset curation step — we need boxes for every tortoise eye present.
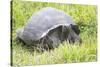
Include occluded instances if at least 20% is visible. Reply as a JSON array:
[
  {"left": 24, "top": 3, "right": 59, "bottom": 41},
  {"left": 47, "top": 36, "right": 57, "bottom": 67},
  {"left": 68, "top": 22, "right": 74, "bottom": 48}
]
[{"left": 70, "top": 24, "right": 80, "bottom": 35}]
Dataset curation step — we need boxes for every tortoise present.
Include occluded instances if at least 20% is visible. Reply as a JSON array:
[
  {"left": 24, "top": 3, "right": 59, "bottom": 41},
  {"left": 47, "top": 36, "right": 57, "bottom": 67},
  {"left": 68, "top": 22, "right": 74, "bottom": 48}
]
[{"left": 16, "top": 7, "right": 81, "bottom": 50}]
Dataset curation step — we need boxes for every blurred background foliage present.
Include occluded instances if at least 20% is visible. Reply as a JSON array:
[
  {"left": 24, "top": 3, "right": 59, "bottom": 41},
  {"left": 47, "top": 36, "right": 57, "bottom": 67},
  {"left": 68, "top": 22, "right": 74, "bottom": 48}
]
[{"left": 12, "top": 1, "right": 97, "bottom": 38}]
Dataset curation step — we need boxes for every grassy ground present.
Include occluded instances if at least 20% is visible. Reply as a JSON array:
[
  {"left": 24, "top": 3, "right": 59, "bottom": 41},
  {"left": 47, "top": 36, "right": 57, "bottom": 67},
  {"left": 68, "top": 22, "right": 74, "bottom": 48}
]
[{"left": 11, "top": 1, "right": 97, "bottom": 66}]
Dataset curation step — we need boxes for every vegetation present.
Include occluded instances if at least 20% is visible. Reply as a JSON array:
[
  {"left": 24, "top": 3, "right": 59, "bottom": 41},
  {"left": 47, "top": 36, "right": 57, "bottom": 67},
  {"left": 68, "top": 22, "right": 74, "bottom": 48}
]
[{"left": 11, "top": 1, "right": 97, "bottom": 66}]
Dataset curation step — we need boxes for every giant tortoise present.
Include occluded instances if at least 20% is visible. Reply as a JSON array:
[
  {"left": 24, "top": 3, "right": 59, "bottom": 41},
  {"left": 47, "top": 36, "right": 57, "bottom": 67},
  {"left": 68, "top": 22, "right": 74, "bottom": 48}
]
[{"left": 16, "top": 7, "right": 81, "bottom": 50}]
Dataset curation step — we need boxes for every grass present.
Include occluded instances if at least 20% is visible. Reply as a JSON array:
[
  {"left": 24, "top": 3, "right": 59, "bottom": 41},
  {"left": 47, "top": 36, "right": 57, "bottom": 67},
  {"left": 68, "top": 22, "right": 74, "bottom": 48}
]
[
  {"left": 11, "top": 1, "right": 97, "bottom": 66},
  {"left": 12, "top": 35, "right": 97, "bottom": 66}
]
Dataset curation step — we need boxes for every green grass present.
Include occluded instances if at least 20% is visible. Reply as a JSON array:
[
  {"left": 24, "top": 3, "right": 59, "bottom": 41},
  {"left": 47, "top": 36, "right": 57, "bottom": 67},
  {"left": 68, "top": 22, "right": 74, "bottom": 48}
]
[
  {"left": 12, "top": 34, "right": 97, "bottom": 66},
  {"left": 11, "top": 1, "right": 97, "bottom": 66}
]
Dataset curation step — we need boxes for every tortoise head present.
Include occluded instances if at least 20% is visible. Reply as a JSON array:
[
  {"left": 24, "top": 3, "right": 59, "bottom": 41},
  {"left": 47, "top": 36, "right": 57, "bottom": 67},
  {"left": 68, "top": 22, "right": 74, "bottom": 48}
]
[
  {"left": 70, "top": 24, "right": 80, "bottom": 35},
  {"left": 67, "top": 24, "right": 82, "bottom": 44}
]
